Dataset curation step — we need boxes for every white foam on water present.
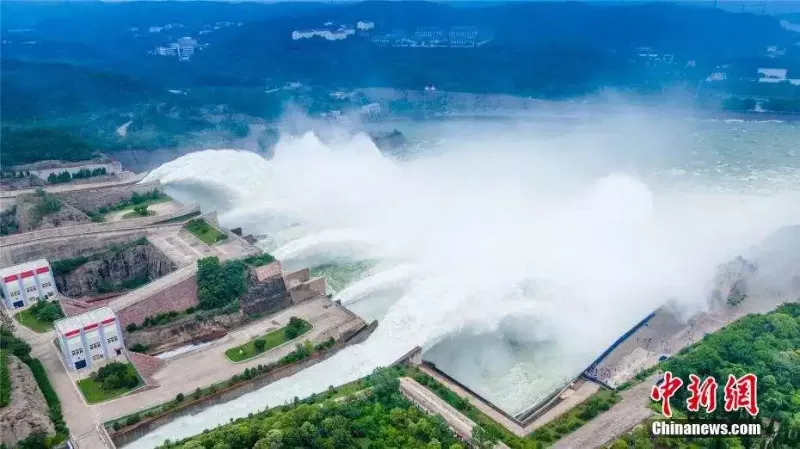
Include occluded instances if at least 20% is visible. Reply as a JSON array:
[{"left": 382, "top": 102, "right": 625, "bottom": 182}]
[{"left": 131, "top": 120, "right": 800, "bottom": 448}]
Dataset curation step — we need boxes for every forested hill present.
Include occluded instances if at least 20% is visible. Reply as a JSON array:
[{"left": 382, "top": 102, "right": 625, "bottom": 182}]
[{"left": 1, "top": 0, "right": 799, "bottom": 167}]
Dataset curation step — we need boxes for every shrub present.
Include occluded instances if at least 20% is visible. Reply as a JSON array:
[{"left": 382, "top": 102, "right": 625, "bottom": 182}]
[
  {"left": 253, "top": 339, "right": 266, "bottom": 352},
  {"left": 125, "top": 414, "right": 141, "bottom": 427},
  {"left": 51, "top": 256, "right": 89, "bottom": 275},
  {"left": 129, "top": 343, "right": 148, "bottom": 353},
  {"left": 126, "top": 323, "right": 138, "bottom": 332},
  {"left": 175, "top": 393, "right": 185, "bottom": 402},
  {"left": 30, "top": 301, "right": 64, "bottom": 322},
  {"left": 94, "top": 362, "right": 138, "bottom": 390}
]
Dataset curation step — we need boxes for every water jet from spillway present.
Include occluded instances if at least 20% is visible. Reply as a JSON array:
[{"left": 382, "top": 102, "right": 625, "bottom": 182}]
[{"left": 134, "top": 118, "right": 800, "bottom": 448}]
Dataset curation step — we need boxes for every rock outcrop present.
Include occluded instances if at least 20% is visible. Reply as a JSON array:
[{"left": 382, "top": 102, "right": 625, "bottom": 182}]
[
  {"left": 55, "top": 241, "right": 176, "bottom": 297},
  {"left": 15, "top": 192, "right": 91, "bottom": 233},
  {"left": 0, "top": 356, "right": 55, "bottom": 447}
]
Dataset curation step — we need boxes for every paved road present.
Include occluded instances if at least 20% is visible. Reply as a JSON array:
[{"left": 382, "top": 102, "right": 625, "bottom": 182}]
[
  {"left": 551, "top": 376, "right": 657, "bottom": 449},
  {"left": 399, "top": 377, "right": 510, "bottom": 449},
  {"left": 0, "top": 173, "right": 145, "bottom": 199},
  {"left": 94, "top": 297, "right": 358, "bottom": 422},
  {"left": 590, "top": 294, "right": 796, "bottom": 388},
  {"left": 13, "top": 319, "right": 112, "bottom": 448}
]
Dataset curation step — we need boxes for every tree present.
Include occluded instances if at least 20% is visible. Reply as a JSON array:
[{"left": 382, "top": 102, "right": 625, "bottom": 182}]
[
  {"left": 253, "top": 339, "right": 266, "bottom": 352},
  {"left": 133, "top": 205, "right": 149, "bottom": 216},
  {"left": 471, "top": 426, "right": 496, "bottom": 449}
]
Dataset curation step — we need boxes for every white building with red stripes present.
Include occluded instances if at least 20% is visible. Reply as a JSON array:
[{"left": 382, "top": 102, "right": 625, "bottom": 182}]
[
  {"left": 54, "top": 307, "right": 124, "bottom": 371},
  {"left": 0, "top": 259, "right": 58, "bottom": 310}
]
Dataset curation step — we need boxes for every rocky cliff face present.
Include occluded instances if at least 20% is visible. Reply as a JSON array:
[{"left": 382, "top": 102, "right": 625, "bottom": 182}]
[
  {"left": 55, "top": 242, "right": 176, "bottom": 297},
  {"left": 240, "top": 271, "right": 292, "bottom": 316},
  {"left": 0, "top": 356, "right": 55, "bottom": 447}
]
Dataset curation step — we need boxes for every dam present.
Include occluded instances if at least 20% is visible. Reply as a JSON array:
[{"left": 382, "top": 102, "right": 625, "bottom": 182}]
[{"left": 126, "top": 116, "right": 800, "bottom": 448}]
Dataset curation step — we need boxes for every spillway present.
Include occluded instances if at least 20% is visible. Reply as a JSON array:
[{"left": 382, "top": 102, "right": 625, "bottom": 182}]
[{"left": 130, "top": 116, "right": 800, "bottom": 448}]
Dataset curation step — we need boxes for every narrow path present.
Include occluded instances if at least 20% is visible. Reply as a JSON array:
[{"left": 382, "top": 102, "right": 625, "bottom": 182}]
[
  {"left": 551, "top": 376, "right": 657, "bottom": 449},
  {"left": 399, "top": 377, "right": 510, "bottom": 449}
]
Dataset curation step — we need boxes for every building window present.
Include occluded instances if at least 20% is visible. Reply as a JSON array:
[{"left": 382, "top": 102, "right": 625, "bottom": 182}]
[
  {"left": 41, "top": 282, "right": 52, "bottom": 288},
  {"left": 92, "top": 354, "right": 103, "bottom": 361},
  {"left": 107, "top": 336, "right": 118, "bottom": 344},
  {"left": 89, "top": 342, "right": 101, "bottom": 350},
  {"left": 71, "top": 348, "right": 84, "bottom": 356},
  {"left": 10, "top": 291, "right": 19, "bottom": 297},
  {"left": 26, "top": 286, "right": 36, "bottom": 293}
]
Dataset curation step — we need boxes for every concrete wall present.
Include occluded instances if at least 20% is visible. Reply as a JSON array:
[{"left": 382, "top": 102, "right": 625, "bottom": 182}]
[
  {"left": 288, "top": 278, "right": 326, "bottom": 304},
  {"left": 116, "top": 274, "right": 199, "bottom": 328},
  {"left": 55, "top": 181, "right": 160, "bottom": 213},
  {"left": 283, "top": 268, "right": 310, "bottom": 288},
  {"left": 0, "top": 203, "right": 200, "bottom": 248}
]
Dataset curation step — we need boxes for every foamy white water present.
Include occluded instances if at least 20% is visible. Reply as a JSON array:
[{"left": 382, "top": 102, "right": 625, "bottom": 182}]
[{"left": 132, "top": 118, "right": 800, "bottom": 448}]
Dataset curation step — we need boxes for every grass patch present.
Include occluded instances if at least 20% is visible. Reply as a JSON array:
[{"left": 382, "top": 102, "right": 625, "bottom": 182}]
[
  {"left": 0, "top": 349, "right": 10, "bottom": 408},
  {"left": 185, "top": 219, "right": 227, "bottom": 245},
  {"left": 242, "top": 253, "right": 276, "bottom": 267},
  {"left": 225, "top": 317, "right": 311, "bottom": 362},
  {"left": 14, "top": 303, "right": 64, "bottom": 333},
  {"left": 122, "top": 210, "right": 156, "bottom": 219},
  {"left": 98, "top": 190, "right": 170, "bottom": 217},
  {"left": 77, "top": 363, "right": 141, "bottom": 404}
]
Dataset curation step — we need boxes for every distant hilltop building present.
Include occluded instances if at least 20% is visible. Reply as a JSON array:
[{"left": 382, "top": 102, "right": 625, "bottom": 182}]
[
  {"left": 292, "top": 26, "right": 355, "bottom": 41},
  {"left": 155, "top": 36, "right": 199, "bottom": 61},
  {"left": 357, "top": 21, "right": 375, "bottom": 31},
  {"left": 758, "top": 68, "right": 788, "bottom": 83},
  {"left": 371, "top": 26, "right": 491, "bottom": 48},
  {"left": 756, "top": 67, "right": 800, "bottom": 85},
  {"left": 706, "top": 72, "right": 728, "bottom": 82}
]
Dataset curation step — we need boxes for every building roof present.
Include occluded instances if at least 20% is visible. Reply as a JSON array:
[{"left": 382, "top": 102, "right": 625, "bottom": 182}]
[
  {"left": 54, "top": 306, "right": 116, "bottom": 336},
  {"left": 0, "top": 259, "right": 50, "bottom": 278}
]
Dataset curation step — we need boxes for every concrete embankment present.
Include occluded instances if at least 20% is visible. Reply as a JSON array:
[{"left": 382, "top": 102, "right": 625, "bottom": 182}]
[{"left": 110, "top": 320, "right": 378, "bottom": 448}]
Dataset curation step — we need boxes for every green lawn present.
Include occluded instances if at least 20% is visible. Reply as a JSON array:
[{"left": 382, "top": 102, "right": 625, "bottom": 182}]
[
  {"left": 14, "top": 309, "right": 56, "bottom": 333},
  {"left": 103, "top": 195, "right": 170, "bottom": 217},
  {"left": 185, "top": 219, "right": 228, "bottom": 245},
  {"left": 225, "top": 319, "right": 312, "bottom": 362},
  {"left": 77, "top": 364, "right": 141, "bottom": 404}
]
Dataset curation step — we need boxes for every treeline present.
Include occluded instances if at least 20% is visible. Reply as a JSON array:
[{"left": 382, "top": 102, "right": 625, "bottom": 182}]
[
  {"left": 0, "top": 127, "right": 96, "bottom": 168},
  {"left": 158, "top": 368, "right": 466, "bottom": 449},
  {"left": 609, "top": 303, "right": 800, "bottom": 448},
  {"left": 0, "top": 313, "right": 68, "bottom": 447},
  {"left": 47, "top": 167, "right": 107, "bottom": 184},
  {"left": 197, "top": 256, "right": 247, "bottom": 310}
]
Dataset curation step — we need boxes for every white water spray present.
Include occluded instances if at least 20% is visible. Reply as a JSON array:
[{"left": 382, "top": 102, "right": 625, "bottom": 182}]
[{"left": 132, "top": 118, "right": 800, "bottom": 448}]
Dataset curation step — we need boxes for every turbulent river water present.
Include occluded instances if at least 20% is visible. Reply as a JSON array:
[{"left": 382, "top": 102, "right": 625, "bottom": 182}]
[{"left": 132, "top": 114, "right": 800, "bottom": 448}]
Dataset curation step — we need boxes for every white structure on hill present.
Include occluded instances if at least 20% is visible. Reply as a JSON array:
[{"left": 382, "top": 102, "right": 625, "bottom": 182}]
[
  {"left": 357, "top": 21, "right": 375, "bottom": 31},
  {"left": 758, "top": 68, "right": 788, "bottom": 83},
  {"left": 0, "top": 259, "right": 58, "bottom": 309},
  {"left": 292, "top": 27, "right": 355, "bottom": 41},
  {"left": 54, "top": 307, "right": 124, "bottom": 371}
]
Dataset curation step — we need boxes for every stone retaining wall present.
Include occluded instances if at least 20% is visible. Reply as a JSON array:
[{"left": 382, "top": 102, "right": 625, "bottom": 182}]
[
  {"left": 116, "top": 274, "right": 199, "bottom": 328},
  {"left": 54, "top": 179, "right": 155, "bottom": 214}
]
